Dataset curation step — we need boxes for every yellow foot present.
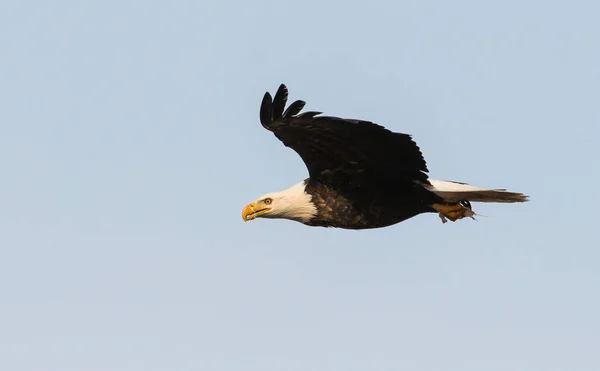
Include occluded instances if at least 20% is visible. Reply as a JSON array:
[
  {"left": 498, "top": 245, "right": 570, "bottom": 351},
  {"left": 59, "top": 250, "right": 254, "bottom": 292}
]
[{"left": 432, "top": 202, "right": 476, "bottom": 224}]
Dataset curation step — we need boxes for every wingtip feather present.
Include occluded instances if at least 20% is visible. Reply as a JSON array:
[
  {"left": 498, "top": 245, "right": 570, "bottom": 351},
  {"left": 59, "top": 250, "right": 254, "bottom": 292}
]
[
  {"left": 260, "top": 92, "right": 273, "bottom": 128},
  {"left": 272, "top": 84, "right": 289, "bottom": 121},
  {"left": 283, "top": 100, "right": 306, "bottom": 118}
]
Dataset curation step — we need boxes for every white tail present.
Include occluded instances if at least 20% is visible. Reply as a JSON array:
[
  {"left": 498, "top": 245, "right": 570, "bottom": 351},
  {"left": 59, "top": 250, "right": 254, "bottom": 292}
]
[{"left": 427, "top": 179, "right": 529, "bottom": 203}]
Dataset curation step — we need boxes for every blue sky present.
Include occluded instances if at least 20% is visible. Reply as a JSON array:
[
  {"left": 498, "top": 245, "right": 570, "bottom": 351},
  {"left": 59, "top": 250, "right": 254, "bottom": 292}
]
[{"left": 1, "top": 1, "right": 599, "bottom": 370}]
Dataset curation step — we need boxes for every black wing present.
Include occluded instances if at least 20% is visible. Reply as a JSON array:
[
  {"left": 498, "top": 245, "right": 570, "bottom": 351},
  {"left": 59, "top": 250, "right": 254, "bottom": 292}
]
[{"left": 259, "top": 84, "right": 430, "bottom": 184}]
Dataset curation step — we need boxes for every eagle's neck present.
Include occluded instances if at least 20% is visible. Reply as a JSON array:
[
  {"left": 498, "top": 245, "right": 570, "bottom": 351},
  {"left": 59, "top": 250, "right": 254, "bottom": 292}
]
[{"left": 274, "top": 180, "right": 317, "bottom": 223}]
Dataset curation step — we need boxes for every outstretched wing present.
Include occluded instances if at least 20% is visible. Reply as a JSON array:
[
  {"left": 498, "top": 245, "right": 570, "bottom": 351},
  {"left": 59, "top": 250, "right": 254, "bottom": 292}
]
[{"left": 259, "top": 84, "right": 430, "bottom": 184}]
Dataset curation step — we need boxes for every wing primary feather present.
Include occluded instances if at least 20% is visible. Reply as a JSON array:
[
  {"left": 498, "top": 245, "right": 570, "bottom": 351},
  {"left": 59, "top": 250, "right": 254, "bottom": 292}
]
[
  {"left": 260, "top": 92, "right": 273, "bottom": 129},
  {"left": 283, "top": 100, "right": 306, "bottom": 118},
  {"left": 272, "top": 84, "right": 288, "bottom": 121}
]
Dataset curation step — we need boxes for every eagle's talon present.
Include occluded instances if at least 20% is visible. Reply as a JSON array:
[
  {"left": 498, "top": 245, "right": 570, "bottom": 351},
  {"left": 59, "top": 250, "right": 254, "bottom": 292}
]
[{"left": 433, "top": 202, "right": 475, "bottom": 223}]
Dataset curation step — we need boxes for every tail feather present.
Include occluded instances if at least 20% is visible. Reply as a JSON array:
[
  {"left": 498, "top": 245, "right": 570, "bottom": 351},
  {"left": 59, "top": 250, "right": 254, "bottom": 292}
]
[{"left": 427, "top": 179, "right": 529, "bottom": 203}]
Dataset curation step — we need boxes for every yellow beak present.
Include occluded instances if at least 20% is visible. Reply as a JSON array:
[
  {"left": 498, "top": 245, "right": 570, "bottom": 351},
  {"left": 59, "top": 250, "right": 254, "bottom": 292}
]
[
  {"left": 241, "top": 202, "right": 271, "bottom": 222},
  {"left": 242, "top": 203, "right": 256, "bottom": 222}
]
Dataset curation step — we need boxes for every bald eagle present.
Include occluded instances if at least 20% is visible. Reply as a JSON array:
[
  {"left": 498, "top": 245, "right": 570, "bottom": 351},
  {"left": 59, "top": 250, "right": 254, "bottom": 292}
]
[{"left": 242, "top": 84, "right": 528, "bottom": 229}]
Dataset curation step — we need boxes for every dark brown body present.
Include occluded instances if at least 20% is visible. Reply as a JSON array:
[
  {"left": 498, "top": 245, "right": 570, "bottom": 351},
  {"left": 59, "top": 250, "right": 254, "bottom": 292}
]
[{"left": 304, "top": 175, "right": 442, "bottom": 229}]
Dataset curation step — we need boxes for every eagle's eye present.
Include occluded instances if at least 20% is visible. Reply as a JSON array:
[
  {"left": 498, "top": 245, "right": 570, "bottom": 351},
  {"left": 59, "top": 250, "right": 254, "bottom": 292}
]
[{"left": 264, "top": 198, "right": 272, "bottom": 205}]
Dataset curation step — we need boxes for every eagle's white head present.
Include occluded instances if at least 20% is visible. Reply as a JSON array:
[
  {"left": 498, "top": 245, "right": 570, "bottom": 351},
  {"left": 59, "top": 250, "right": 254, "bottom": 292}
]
[{"left": 242, "top": 181, "right": 317, "bottom": 224}]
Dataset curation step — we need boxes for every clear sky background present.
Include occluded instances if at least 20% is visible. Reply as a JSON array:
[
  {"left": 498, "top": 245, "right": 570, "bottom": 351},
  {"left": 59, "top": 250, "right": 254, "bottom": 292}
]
[{"left": 1, "top": 1, "right": 599, "bottom": 370}]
